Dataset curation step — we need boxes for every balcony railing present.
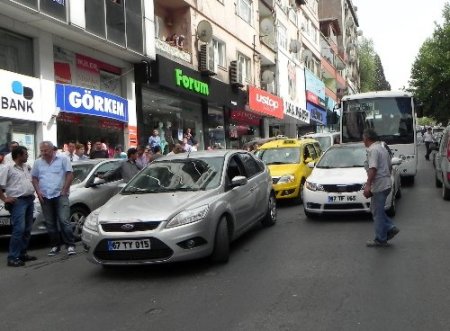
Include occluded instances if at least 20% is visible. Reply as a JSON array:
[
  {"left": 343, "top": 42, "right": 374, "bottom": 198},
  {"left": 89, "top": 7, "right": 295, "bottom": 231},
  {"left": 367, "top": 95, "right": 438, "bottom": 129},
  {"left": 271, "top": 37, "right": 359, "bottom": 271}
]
[{"left": 155, "top": 38, "right": 192, "bottom": 63}]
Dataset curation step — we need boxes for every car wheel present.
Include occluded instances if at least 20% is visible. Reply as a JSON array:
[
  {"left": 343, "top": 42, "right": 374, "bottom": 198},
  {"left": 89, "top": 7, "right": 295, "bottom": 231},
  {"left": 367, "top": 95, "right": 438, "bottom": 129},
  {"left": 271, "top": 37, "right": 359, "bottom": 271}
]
[
  {"left": 70, "top": 205, "right": 90, "bottom": 241},
  {"left": 261, "top": 193, "right": 277, "bottom": 227},
  {"left": 435, "top": 173, "right": 443, "bottom": 188},
  {"left": 386, "top": 194, "right": 396, "bottom": 217},
  {"left": 210, "top": 217, "right": 230, "bottom": 263},
  {"left": 401, "top": 176, "right": 415, "bottom": 186},
  {"left": 442, "top": 179, "right": 450, "bottom": 200}
]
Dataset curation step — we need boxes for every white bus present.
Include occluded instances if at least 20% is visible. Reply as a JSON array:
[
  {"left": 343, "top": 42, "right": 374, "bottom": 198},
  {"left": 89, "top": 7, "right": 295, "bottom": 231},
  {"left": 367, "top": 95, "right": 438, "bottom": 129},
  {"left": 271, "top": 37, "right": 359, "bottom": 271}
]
[{"left": 340, "top": 91, "right": 417, "bottom": 185}]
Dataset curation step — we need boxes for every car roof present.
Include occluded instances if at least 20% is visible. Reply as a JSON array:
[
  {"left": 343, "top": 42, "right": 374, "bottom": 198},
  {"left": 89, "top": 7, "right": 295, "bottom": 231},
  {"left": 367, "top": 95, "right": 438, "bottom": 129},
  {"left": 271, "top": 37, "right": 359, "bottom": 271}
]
[
  {"left": 72, "top": 158, "right": 121, "bottom": 165},
  {"left": 327, "top": 142, "right": 364, "bottom": 149},
  {"left": 155, "top": 150, "right": 248, "bottom": 160},
  {"left": 258, "top": 138, "right": 317, "bottom": 149}
]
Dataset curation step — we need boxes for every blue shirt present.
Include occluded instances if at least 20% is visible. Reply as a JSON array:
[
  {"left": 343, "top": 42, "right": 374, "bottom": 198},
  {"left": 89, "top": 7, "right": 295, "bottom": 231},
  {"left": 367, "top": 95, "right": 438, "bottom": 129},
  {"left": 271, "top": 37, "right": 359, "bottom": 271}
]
[
  {"left": 148, "top": 135, "right": 161, "bottom": 148},
  {"left": 31, "top": 154, "right": 73, "bottom": 199}
]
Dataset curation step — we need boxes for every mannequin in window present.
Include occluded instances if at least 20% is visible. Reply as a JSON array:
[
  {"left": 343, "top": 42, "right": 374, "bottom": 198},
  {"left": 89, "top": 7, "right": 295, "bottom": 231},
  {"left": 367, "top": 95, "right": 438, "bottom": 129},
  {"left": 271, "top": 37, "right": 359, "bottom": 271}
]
[
  {"left": 165, "top": 121, "right": 174, "bottom": 153},
  {"left": 159, "top": 121, "right": 167, "bottom": 155}
]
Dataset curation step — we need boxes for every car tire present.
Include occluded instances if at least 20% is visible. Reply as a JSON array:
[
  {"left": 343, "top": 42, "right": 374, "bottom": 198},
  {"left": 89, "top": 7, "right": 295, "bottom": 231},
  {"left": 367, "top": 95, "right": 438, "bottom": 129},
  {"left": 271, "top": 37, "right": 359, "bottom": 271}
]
[
  {"left": 386, "top": 195, "right": 396, "bottom": 217},
  {"left": 442, "top": 179, "right": 450, "bottom": 201},
  {"left": 435, "top": 173, "right": 443, "bottom": 188},
  {"left": 70, "top": 205, "right": 90, "bottom": 241},
  {"left": 261, "top": 193, "right": 277, "bottom": 227},
  {"left": 210, "top": 217, "right": 230, "bottom": 263}
]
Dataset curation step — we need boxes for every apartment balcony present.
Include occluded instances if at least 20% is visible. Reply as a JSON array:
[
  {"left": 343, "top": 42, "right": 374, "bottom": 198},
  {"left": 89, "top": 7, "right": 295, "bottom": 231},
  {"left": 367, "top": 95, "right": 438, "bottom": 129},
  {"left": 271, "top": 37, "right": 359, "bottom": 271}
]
[{"left": 154, "top": 0, "right": 192, "bottom": 64}]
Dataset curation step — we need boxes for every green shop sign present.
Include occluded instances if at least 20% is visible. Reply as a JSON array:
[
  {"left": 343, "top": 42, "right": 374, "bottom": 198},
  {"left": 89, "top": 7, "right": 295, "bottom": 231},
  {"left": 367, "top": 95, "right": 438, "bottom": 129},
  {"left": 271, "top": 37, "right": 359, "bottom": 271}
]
[{"left": 175, "top": 69, "right": 209, "bottom": 96}]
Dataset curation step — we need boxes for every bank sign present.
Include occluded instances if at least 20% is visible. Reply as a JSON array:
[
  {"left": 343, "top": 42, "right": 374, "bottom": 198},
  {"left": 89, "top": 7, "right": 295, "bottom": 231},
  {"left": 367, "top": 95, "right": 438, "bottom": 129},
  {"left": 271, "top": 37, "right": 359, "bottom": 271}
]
[
  {"left": 0, "top": 69, "right": 42, "bottom": 122},
  {"left": 56, "top": 84, "right": 128, "bottom": 122}
]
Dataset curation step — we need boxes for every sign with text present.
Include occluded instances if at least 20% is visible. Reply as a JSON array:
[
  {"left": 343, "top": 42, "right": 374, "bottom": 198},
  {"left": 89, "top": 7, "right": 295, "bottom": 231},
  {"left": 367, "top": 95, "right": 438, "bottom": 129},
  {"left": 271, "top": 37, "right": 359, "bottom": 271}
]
[
  {"left": 0, "top": 69, "right": 42, "bottom": 122},
  {"left": 284, "top": 100, "right": 310, "bottom": 124},
  {"left": 307, "top": 102, "right": 327, "bottom": 125},
  {"left": 56, "top": 84, "right": 128, "bottom": 122},
  {"left": 230, "top": 109, "right": 261, "bottom": 126},
  {"left": 248, "top": 86, "right": 284, "bottom": 119}
]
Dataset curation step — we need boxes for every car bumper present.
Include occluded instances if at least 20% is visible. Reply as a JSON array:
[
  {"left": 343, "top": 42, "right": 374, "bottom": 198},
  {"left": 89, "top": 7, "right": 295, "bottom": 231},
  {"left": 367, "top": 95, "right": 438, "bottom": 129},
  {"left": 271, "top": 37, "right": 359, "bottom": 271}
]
[
  {"left": 273, "top": 182, "right": 300, "bottom": 200},
  {"left": 303, "top": 189, "right": 371, "bottom": 214},
  {"left": 82, "top": 219, "right": 216, "bottom": 265}
]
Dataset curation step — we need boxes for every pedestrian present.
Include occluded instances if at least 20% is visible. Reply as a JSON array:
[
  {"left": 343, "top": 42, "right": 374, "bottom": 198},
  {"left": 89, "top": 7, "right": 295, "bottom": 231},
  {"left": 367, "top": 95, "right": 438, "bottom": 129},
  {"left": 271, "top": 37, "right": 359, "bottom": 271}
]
[
  {"left": 101, "top": 148, "right": 140, "bottom": 183},
  {"left": 363, "top": 129, "right": 399, "bottom": 247},
  {"left": 148, "top": 129, "right": 161, "bottom": 152},
  {"left": 0, "top": 146, "right": 36, "bottom": 267},
  {"left": 135, "top": 145, "right": 149, "bottom": 170},
  {"left": 90, "top": 141, "right": 109, "bottom": 159},
  {"left": 167, "top": 143, "right": 184, "bottom": 156},
  {"left": 3, "top": 141, "right": 19, "bottom": 166},
  {"left": 65, "top": 141, "right": 79, "bottom": 162},
  {"left": 31, "top": 141, "right": 76, "bottom": 256},
  {"left": 75, "top": 143, "right": 89, "bottom": 161},
  {"left": 423, "top": 127, "right": 434, "bottom": 161},
  {"left": 113, "top": 145, "right": 127, "bottom": 159},
  {"left": 151, "top": 145, "right": 163, "bottom": 161}
]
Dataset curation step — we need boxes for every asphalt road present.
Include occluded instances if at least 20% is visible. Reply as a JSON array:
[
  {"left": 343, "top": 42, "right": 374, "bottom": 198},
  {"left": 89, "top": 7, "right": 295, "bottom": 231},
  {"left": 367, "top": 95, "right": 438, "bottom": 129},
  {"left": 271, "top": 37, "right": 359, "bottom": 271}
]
[{"left": 1, "top": 145, "right": 449, "bottom": 331}]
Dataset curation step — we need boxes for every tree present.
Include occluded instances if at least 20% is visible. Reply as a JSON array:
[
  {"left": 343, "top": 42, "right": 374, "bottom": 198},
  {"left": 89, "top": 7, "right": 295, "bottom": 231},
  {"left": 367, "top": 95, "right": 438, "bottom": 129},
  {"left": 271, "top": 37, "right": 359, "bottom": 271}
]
[
  {"left": 374, "top": 54, "right": 391, "bottom": 91},
  {"left": 358, "top": 38, "right": 391, "bottom": 92},
  {"left": 409, "top": 3, "right": 450, "bottom": 124}
]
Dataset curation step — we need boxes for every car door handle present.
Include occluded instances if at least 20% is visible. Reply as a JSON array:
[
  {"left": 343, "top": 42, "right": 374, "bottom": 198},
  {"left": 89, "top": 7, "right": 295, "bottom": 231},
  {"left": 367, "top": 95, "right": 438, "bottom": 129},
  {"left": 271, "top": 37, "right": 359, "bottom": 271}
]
[{"left": 250, "top": 186, "right": 257, "bottom": 193}]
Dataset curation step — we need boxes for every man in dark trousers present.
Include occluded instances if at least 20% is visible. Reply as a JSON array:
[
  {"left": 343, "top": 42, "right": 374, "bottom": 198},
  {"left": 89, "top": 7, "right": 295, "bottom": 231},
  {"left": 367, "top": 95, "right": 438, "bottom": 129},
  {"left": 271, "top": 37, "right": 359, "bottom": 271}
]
[
  {"left": 363, "top": 129, "right": 400, "bottom": 247},
  {"left": 0, "top": 146, "right": 36, "bottom": 266}
]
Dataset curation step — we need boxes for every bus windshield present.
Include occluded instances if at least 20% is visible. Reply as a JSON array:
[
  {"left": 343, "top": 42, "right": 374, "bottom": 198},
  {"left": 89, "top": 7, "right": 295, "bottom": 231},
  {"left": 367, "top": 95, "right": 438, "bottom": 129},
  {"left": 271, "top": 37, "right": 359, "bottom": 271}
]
[{"left": 342, "top": 97, "right": 414, "bottom": 145}]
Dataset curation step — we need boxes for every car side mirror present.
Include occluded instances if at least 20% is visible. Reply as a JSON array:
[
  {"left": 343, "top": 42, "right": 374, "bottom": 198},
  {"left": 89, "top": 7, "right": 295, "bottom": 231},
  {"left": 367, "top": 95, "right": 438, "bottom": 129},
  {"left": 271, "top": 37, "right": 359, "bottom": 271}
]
[
  {"left": 230, "top": 176, "right": 248, "bottom": 187},
  {"left": 307, "top": 161, "right": 315, "bottom": 168},
  {"left": 391, "top": 157, "right": 402, "bottom": 166}
]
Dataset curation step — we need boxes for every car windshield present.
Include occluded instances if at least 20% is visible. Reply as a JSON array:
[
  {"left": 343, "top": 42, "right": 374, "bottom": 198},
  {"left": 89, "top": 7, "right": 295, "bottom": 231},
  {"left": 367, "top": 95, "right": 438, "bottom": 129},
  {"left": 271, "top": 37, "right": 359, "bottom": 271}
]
[
  {"left": 310, "top": 136, "right": 332, "bottom": 151},
  {"left": 255, "top": 148, "right": 300, "bottom": 165},
  {"left": 122, "top": 157, "right": 224, "bottom": 194},
  {"left": 71, "top": 163, "right": 95, "bottom": 185},
  {"left": 316, "top": 147, "right": 366, "bottom": 168}
]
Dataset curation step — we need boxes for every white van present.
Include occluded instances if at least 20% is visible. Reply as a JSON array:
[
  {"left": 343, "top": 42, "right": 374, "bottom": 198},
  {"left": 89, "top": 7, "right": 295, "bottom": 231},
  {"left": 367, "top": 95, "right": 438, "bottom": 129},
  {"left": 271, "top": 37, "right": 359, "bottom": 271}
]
[
  {"left": 301, "top": 132, "right": 340, "bottom": 152},
  {"left": 434, "top": 125, "right": 450, "bottom": 200}
]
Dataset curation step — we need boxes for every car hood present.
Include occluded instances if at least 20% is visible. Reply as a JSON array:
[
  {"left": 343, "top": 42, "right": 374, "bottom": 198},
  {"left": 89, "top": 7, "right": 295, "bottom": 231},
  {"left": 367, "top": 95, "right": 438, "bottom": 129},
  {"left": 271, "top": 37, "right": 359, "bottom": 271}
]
[
  {"left": 267, "top": 164, "right": 299, "bottom": 177},
  {"left": 98, "top": 191, "right": 209, "bottom": 221},
  {"left": 308, "top": 167, "right": 367, "bottom": 184}
]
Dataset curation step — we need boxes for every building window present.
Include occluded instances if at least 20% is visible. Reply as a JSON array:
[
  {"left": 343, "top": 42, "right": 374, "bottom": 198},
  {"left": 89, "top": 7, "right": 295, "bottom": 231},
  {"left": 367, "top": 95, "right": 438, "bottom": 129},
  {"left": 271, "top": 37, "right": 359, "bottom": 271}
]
[
  {"left": 0, "top": 28, "right": 34, "bottom": 76},
  {"left": 125, "top": 0, "right": 143, "bottom": 53},
  {"left": 86, "top": 0, "right": 106, "bottom": 37},
  {"left": 106, "top": 0, "right": 126, "bottom": 46},
  {"left": 236, "top": 0, "right": 252, "bottom": 24},
  {"left": 277, "top": 22, "right": 287, "bottom": 50},
  {"left": 209, "top": 39, "right": 227, "bottom": 68},
  {"left": 237, "top": 52, "right": 251, "bottom": 83},
  {"left": 289, "top": 9, "right": 297, "bottom": 25}
]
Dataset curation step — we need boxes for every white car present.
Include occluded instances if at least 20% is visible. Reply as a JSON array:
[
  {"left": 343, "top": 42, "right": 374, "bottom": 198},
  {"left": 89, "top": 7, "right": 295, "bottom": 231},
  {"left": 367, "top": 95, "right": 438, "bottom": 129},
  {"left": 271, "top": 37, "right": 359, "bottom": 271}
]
[{"left": 303, "top": 143, "right": 402, "bottom": 218}]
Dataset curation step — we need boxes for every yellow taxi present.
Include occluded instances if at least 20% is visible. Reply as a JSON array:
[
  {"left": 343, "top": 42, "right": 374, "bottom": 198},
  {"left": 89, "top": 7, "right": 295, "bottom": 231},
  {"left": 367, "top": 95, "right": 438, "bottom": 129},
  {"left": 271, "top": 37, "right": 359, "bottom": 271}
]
[{"left": 255, "top": 138, "right": 322, "bottom": 203}]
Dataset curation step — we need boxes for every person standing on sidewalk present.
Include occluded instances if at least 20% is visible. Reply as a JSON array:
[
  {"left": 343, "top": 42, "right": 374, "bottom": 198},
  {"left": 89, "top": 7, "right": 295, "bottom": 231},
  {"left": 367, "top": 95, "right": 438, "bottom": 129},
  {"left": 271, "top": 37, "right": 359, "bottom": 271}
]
[
  {"left": 423, "top": 127, "right": 435, "bottom": 161},
  {"left": 363, "top": 129, "right": 400, "bottom": 247},
  {"left": 31, "top": 141, "right": 76, "bottom": 256},
  {"left": 0, "top": 146, "right": 36, "bottom": 267}
]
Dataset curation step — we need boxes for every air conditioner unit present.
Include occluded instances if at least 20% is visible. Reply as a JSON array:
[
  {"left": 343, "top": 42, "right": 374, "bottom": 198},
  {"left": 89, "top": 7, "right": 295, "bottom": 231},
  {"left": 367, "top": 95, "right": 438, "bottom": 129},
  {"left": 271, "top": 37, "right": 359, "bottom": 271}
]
[
  {"left": 229, "top": 60, "right": 244, "bottom": 87},
  {"left": 199, "top": 44, "right": 217, "bottom": 76}
]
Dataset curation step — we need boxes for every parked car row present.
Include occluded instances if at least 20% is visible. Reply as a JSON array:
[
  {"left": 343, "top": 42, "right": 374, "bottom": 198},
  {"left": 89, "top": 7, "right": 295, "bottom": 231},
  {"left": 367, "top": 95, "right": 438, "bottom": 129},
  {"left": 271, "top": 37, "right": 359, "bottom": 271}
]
[{"left": 432, "top": 125, "right": 450, "bottom": 200}]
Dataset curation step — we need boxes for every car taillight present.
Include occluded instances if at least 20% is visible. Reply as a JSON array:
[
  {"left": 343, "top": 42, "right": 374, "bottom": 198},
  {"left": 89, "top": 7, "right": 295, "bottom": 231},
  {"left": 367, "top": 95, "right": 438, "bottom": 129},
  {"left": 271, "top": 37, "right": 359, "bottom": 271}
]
[{"left": 447, "top": 140, "right": 450, "bottom": 162}]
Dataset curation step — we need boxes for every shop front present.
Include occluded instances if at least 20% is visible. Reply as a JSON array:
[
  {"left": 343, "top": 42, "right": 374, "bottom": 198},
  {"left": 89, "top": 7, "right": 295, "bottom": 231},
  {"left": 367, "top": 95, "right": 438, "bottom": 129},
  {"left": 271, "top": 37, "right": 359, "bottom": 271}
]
[
  {"left": 137, "top": 55, "right": 243, "bottom": 153},
  {"left": 0, "top": 69, "right": 43, "bottom": 163},
  {"left": 55, "top": 84, "right": 129, "bottom": 155},
  {"left": 247, "top": 86, "right": 284, "bottom": 140},
  {"left": 305, "top": 69, "right": 327, "bottom": 131}
]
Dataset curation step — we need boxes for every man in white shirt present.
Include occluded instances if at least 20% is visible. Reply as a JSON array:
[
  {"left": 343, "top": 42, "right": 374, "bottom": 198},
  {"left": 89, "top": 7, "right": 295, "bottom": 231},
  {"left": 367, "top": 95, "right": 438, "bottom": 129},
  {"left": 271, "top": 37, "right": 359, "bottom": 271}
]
[
  {"left": 0, "top": 146, "right": 36, "bottom": 267},
  {"left": 3, "top": 141, "right": 19, "bottom": 166},
  {"left": 65, "top": 142, "right": 79, "bottom": 162},
  {"left": 423, "top": 127, "right": 434, "bottom": 161}
]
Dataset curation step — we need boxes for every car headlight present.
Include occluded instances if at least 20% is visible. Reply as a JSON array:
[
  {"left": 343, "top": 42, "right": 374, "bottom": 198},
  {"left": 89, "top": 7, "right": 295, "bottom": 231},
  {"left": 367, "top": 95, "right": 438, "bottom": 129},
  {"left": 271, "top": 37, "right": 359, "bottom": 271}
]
[
  {"left": 305, "top": 181, "right": 324, "bottom": 191},
  {"left": 83, "top": 210, "right": 100, "bottom": 232},
  {"left": 166, "top": 205, "right": 209, "bottom": 229},
  {"left": 277, "top": 174, "right": 295, "bottom": 184}
]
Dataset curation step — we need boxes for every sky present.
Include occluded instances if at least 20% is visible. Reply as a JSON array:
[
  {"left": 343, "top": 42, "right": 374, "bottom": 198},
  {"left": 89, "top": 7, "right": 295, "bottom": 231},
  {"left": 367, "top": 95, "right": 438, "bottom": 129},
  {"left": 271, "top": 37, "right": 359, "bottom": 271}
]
[{"left": 355, "top": 0, "right": 448, "bottom": 90}]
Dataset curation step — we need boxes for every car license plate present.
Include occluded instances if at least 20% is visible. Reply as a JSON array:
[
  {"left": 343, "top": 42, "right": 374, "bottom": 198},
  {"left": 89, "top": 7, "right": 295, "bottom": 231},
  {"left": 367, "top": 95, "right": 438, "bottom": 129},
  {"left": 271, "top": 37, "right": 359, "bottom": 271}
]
[
  {"left": 108, "top": 239, "right": 151, "bottom": 251},
  {"left": 328, "top": 195, "right": 357, "bottom": 203},
  {"left": 0, "top": 217, "right": 10, "bottom": 226}
]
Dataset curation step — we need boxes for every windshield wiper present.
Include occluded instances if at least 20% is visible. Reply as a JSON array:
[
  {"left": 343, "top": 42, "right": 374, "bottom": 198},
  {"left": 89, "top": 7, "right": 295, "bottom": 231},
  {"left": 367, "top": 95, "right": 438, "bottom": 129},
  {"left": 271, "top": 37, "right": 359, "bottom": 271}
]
[{"left": 266, "top": 161, "right": 287, "bottom": 165}]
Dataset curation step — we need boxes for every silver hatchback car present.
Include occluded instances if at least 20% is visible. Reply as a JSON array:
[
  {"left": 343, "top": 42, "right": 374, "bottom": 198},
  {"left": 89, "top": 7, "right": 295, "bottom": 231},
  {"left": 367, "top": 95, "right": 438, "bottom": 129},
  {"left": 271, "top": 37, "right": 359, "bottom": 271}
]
[{"left": 82, "top": 150, "right": 277, "bottom": 265}]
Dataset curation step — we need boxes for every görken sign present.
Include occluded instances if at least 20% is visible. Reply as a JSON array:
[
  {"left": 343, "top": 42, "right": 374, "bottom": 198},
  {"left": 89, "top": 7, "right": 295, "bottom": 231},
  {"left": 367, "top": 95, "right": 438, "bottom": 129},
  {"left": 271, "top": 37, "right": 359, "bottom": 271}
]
[
  {"left": 248, "top": 86, "right": 284, "bottom": 119},
  {"left": 0, "top": 69, "right": 42, "bottom": 122}
]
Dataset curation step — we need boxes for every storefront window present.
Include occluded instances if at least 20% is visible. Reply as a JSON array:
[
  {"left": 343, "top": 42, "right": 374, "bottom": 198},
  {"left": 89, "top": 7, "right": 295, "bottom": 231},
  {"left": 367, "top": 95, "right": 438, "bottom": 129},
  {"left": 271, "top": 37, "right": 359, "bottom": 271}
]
[
  {"left": 207, "top": 108, "right": 225, "bottom": 149},
  {"left": 141, "top": 89, "right": 204, "bottom": 154},
  {"left": 0, "top": 119, "right": 36, "bottom": 163},
  {"left": 228, "top": 110, "right": 261, "bottom": 149},
  {"left": 0, "top": 28, "right": 34, "bottom": 76}
]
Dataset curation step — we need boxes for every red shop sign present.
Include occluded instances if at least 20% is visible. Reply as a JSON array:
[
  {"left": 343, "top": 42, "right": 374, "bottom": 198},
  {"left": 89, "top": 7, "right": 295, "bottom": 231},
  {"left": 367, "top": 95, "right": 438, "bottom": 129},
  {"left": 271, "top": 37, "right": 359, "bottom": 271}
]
[
  {"left": 306, "top": 91, "right": 319, "bottom": 105},
  {"left": 248, "top": 86, "right": 284, "bottom": 119},
  {"left": 230, "top": 109, "right": 261, "bottom": 126},
  {"left": 99, "top": 119, "right": 124, "bottom": 130}
]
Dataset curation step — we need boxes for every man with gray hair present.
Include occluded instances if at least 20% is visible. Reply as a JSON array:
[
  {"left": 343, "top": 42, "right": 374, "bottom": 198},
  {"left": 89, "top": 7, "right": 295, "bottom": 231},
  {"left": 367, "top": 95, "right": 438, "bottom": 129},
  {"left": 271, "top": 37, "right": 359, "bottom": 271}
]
[
  {"left": 363, "top": 129, "right": 400, "bottom": 247},
  {"left": 31, "top": 141, "right": 76, "bottom": 256}
]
